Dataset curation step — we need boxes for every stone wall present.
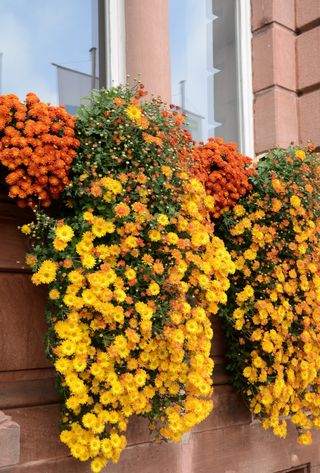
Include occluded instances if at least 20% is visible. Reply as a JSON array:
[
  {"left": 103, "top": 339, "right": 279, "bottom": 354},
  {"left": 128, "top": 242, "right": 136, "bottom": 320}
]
[
  {"left": 296, "top": 0, "right": 320, "bottom": 146},
  {"left": 1, "top": 194, "right": 320, "bottom": 472},
  {"left": 252, "top": 0, "right": 320, "bottom": 154},
  {"left": 252, "top": 0, "right": 298, "bottom": 154}
]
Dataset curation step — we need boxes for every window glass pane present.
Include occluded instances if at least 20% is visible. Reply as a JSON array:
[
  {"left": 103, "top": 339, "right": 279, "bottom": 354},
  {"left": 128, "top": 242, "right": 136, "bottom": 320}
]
[
  {"left": 212, "top": 0, "right": 239, "bottom": 143},
  {"left": 0, "top": 0, "right": 94, "bottom": 111},
  {"left": 169, "top": 0, "right": 239, "bottom": 143}
]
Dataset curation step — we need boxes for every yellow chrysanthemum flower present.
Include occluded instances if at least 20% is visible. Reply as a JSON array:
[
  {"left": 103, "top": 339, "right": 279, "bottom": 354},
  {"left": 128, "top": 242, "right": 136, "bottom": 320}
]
[
  {"left": 32, "top": 260, "right": 57, "bottom": 285},
  {"left": 49, "top": 288, "right": 60, "bottom": 300},
  {"left": 157, "top": 214, "right": 169, "bottom": 226},
  {"left": 21, "top": 224, "right": 32, "bottom": 235},
  {"left": 125, "top": 104, "right": 142, "bottom": 122},
  {"left": 55, "top": 224, "right": 74, "bottom": 242},
  {"left": 148, "top": 229, "right": 161, "bottom": 241},
  {"left": 295, "top": 149, "right": 306, "bottom": 161}
]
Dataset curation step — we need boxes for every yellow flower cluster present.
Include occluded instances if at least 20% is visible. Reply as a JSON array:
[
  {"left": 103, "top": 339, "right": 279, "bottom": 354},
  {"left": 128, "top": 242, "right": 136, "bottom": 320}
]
[
  {"left": 219, "top": 147, "right": 320, "bottom": 445},
  {"left": 29, "top": 172, "right": 234, "bottom": 472}
]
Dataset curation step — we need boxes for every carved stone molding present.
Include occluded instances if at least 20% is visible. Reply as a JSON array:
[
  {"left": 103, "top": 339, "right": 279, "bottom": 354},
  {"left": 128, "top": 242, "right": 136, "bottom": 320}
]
[{"left": 0, "top": 411, "right": 20, "bottom": 471}]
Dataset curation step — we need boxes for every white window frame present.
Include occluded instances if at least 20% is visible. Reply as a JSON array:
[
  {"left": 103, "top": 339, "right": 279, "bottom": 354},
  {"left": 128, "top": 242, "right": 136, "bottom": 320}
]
[
  {"left": 235, "top": 0, "right": 254, "bottom": 157},
  {"left": 104, "top": 0, "right": 126, "bottom": 87}
]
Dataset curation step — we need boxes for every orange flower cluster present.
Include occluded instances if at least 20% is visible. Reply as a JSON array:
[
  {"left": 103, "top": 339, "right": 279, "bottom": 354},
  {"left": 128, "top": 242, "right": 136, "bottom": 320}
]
[
  {"left": 186, "top": 137, "right": 254, "bottom": 218},
  {"left": 0, "top": 93, "right": 79, "bottom": 207}
]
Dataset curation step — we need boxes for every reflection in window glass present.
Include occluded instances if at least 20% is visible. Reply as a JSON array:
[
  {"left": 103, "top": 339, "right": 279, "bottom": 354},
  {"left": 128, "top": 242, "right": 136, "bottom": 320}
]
[
  {"left": 0, "top": 0, "right": 93, "bottom": 110},
  {"left": 169, "top": 0, "right": 239, "bottom": 143}
]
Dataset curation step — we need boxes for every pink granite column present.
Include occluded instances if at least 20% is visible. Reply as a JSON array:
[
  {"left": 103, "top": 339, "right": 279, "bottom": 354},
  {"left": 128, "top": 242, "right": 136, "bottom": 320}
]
[{"left": 125, "top": 0, "right": 171, "bottom": 102}]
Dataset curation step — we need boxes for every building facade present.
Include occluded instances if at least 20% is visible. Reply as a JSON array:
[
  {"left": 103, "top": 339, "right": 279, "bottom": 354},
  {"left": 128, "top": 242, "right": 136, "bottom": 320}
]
[{"left": 1, "top": 1, "right": 320, "bottom": 472}]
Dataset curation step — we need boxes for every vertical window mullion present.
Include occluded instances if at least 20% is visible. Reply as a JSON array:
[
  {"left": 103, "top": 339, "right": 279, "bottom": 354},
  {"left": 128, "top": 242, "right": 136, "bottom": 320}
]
[
  {"left": 99, "top": 0, "right": 126, "bottom": 89},
  {"left": 235, "top": 0, "right": 254, "bottom": 156}
]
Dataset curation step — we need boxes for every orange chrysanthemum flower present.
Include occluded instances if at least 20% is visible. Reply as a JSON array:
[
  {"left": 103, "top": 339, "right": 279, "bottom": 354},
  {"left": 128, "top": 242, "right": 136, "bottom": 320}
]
[{"left": 0, "top": 93, "right": 79, "bottom": 207}]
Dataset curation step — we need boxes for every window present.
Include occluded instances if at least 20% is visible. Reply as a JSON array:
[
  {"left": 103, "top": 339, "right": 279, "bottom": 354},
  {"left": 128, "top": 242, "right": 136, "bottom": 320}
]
[
  {"left": 169, "top": 0, "right": 253, "bottom": 155},
  {"left": 0, "top": 0, "right": 93, "bottom": 109}
]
